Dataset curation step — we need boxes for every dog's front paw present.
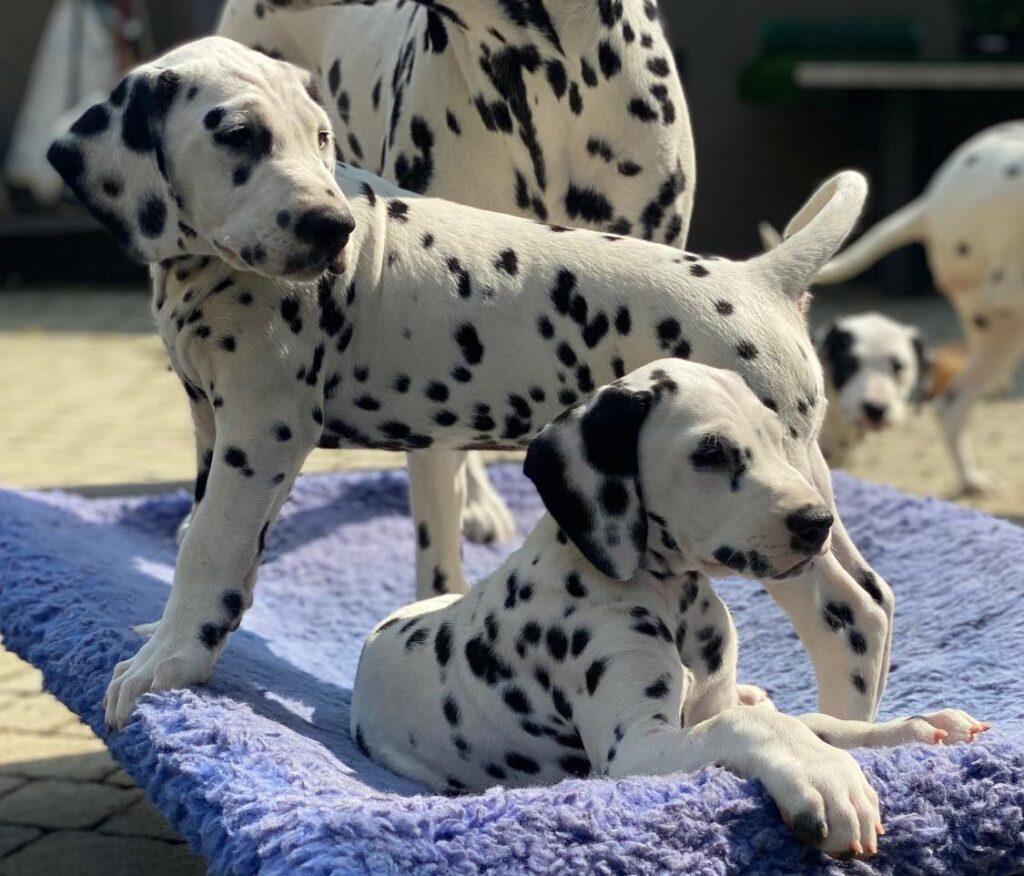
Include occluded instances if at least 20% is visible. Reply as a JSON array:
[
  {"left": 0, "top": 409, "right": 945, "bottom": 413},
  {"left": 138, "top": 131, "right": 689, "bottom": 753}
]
[
  {"left": 103, "top": 630, "right": 215, "bottom": 730},
  {"left": 761, "top": 737, "right": 881, "bottom": 858},
  {"left": 462, "top": 484, "right": 516, "bottom": 545}
]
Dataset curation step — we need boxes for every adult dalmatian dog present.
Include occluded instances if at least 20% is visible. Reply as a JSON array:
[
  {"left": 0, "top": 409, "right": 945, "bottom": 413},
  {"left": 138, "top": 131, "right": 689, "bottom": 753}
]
[
  {"left": 352, "top": 358, "right": 987, "bottom": 859},
  {"left": 813, "top": 121, "right": 1024, "bottom": 495},
  {"left": 47, "top": 38, "right": 895, "bottom": 732},
  {"left": 213, "top": 0, "right": 696, "bottom": 593}
]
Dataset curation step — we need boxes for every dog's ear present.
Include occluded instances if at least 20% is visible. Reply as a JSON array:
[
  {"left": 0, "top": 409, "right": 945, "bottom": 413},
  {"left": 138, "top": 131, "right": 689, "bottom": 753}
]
[
  {"left": 524, "top": 384, "right": 652, "bottom": 581},
  {"left": 47, "top": 67, "right": 188, "bottom": 263},
  {"left": 751, "top": 171, "right": 867, "bottom": 301},
  {"left": 910, "top": 332, "right": 933, "bottom": 406}
]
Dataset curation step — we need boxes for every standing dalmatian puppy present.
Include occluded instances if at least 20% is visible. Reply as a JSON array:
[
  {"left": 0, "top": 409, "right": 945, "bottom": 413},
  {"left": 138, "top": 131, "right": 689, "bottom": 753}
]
[
  {"left": 214, "top": 0, "right": 696, "bottom": 591},
  {"left": 814, "top": 121, "right": 1024, "bottom": 495},
  {"left": 48, "top": 40, "right": 894, "bottom": 732},
  {"left": 352, "top": 359, "right": 987, "bottom": 859},
  {"left": 814, "top": 313, "right": 929, "bottom": 467}
]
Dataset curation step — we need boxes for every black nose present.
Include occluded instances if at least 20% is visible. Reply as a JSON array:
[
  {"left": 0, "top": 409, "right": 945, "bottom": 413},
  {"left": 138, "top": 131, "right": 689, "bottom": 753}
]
[
  {"left": 786, "top": 506, "right": 834, "bottom": 553},
  {"left": 294, "top": 207, "right": 354, "bottom": 254},
  {"left": 862, "top": 402, "right": 887, "bottom": 424}
]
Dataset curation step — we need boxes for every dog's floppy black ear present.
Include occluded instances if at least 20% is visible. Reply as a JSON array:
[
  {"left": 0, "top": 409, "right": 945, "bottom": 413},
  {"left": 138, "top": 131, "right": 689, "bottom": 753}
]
[
  {"left": 910, "top": 332, "right": 932, "bottom": 405},
  {"left": 815, "top": 321, "right": 858, "bottom": 390},
  {"left": 47, "top": 68, "right": 187, "bottom": 263},
  {"left": 524, "top": 384, "right": 652, "bottom": 580}
]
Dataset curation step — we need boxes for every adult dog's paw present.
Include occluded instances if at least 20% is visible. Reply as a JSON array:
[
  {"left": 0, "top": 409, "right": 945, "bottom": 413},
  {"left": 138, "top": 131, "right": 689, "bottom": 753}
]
[
  {"left": 103, "top": 630, "right": 215, "bottom": 730},
  {"left": 961, "top": 468, "right": 997, "bottom": 497},
  {"left": 763, "top": 738, "right": 882, "bottom": 858}
]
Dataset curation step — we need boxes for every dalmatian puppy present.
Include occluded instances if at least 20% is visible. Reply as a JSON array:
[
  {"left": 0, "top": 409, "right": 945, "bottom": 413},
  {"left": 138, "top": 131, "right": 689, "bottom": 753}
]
[
  {"left": 48, "top": 39, "right": 895, "bottom": 732},
  {"left": 213, "top": 0, "right": 696, "bottom": 583},
  {"left": 814, "top": 314, "right": 929, "bottom": 467},
  {"left": 813, "top": 121, "right": 1024, "bottom": 495},
  {"left": 352, "top": 358, "right": 988, "bottom": 859}
]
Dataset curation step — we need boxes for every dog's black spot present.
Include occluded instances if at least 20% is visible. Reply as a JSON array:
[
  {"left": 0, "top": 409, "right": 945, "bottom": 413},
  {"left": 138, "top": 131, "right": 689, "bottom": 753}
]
[
  {"left": 644, "top": 675, "right": 670, "bottom": 699},
  {"left": 570, "top": 627, "right": 590, "bottom": 657},
  {"left": 505, "top": 752, "right": 540, "bottom": 774},
  {"left": 443, "top": 696, "right": 460, "bottom": 725},
  {"left": 585, "top": 657, "right": 608, "bottom": 695}
]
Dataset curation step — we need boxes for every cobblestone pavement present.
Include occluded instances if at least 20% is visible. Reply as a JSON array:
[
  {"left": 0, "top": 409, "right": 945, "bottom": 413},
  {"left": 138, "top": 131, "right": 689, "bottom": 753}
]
[{"left": 0, "top": 286, "right": 1020, "bottom": 873}]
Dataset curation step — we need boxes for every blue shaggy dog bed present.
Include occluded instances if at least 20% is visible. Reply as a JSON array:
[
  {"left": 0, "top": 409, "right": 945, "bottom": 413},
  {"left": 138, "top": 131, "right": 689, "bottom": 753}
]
[{"left": 1, "top": 467, "right": 1022, "bottom": 875}]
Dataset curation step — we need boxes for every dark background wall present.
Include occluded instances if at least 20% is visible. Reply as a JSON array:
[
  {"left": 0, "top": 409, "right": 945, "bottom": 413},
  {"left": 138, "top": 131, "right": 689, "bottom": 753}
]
[
  {"left": 659, "top": 1, "right": 1023, "bottom": 262},
  {"left": 3, "top": 0, "right": 1024, "bottom": 286}
]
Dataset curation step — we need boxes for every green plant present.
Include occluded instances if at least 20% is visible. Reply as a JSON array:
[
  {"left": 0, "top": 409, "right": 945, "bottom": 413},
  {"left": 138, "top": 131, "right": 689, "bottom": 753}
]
[{"left": 959, "top": 0, "right": 1024, "bottom": 31}]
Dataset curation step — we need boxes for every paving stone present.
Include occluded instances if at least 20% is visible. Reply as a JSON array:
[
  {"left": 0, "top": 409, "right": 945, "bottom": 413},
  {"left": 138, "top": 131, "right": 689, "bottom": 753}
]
[
  {"left": 0, "top": 831, "right": 206, "bottom": 876},
  {"left": 98, "top": 798, "right": 183, "bottom": 842},
  {"left": 0, "top": 669, "right": 44, "bottom": 696},
  {"left": 103, "top": 768, "right": 138, "bottom": 789},
  {"left": 0, "top": 778, "right": 26, "bottom": 799},
  {"left": 0, "top": 733, "right": 116, "bottom": 781},
  {"left": 0, "top": 826, "right": 40, "bottom": 859},
  {"left": 0, "top": 780, "right": 139, "bottom": 830},
  {"left": 0, "top": 692, "right": 76, "bottom": 734}
]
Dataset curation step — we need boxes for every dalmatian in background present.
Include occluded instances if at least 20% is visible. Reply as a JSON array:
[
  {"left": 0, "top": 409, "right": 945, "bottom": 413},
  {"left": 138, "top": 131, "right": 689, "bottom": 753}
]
[
  {"left": 812, "top": 121, "right": 1024, "bottom": 495},
  {"left": 352, "top": 358, "right": 988, "bottom": 859},
  {"left": 48, "top": 39, "right": 895, "bottom": 732},
  {"left": 814, "top": 314, "right": 930, "bottom": 467},
  {"left": 214, "top": 0, "right": 696, "bottom": 588},
  {"left": 759, "top": 225, "right": 931, "bottom": 467}
]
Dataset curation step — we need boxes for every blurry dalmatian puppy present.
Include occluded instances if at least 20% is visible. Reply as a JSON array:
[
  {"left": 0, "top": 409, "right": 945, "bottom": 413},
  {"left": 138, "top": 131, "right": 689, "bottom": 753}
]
[
  {"left": 215, "top": 0, "right": 696, "bottom": 582},
  {"left": 352, "top": 359, "right": 988, "bottom": 860},
  {"left": 814, "top": 314, "right": 929, "bottom": 467},
  {"left": 812, "top": 122, "right": 1024, "bottom": 495},
  {"left": 759, "top": 224, "right": 930, "bottom": 467}
]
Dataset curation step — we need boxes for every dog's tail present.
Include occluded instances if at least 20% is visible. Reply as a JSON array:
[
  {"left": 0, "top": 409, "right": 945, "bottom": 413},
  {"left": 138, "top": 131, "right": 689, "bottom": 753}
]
[
  {"left": 814, "top": 197, "right": 927, "bottom": 285},
  {"left": 749, "top": 170, "right": 868, "bottom": 301}
]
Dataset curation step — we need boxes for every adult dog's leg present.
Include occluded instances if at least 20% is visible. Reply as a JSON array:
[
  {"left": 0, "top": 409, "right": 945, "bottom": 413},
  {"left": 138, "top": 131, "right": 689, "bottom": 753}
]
[
  {"left": 761, "top": 443, "right": 893, "bottom": 721},
  {"left": 407, "top": 450, "right": 470, "bottom": 598},
  {"left": 104, "top": 378, "right": 317, "bottom": 729},
  {"left": 936, "top": 312, "right": 1024, "bottom": 496}
]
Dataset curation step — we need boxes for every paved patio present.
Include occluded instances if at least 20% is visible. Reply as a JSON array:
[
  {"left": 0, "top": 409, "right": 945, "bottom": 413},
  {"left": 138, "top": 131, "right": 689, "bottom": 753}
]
[{"left": 0, "top": 285, "right": 1020, "bottom": 872}]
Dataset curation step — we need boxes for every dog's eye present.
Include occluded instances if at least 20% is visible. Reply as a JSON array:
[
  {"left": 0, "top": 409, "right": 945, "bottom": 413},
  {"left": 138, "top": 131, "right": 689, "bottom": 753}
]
[
  {"left": 890, "top": 357, "right": 905, "bottom": 377},
  {"left": 318, "top": 130, "right": 330, "bottom": 150},
  {"left": 219, "top": 126, "right": 253, "bottom": 149},
  {"left": 690, "top": 436, "right": 728, "bottom": 470}
]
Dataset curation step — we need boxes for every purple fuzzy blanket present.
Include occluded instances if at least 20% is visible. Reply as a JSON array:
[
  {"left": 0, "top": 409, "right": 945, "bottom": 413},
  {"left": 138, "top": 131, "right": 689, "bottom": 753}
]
[{"left": 1, "top": 467, "right": 1022, "bottom": 874}]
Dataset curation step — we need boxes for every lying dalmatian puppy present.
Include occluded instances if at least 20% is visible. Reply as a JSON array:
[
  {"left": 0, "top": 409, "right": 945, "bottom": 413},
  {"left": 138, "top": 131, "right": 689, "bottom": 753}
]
[
  {"left": 813, "top": 121, "right": 1024, "bottom": 495},
  {"left": 814, "top": 314, "right": 929, "bottom": 467},
  {"left": 215, "top": 0, "right": 696, "bottom": 571},
  {"left": 352, "top": 358, "right": 988, "bottom": 859},
  {"left": 48, "top": 38, "right": 895, "bottom": 731}
]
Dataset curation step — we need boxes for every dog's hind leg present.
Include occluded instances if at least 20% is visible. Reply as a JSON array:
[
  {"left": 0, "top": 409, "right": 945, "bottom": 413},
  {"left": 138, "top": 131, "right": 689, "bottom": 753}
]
[
  {"left": 407, "top": 450, "right": 470, "bottom": 598},
  {"left": 936, "top": 311, "right": 1024, "bottom": 496},
  {"left": 461, "top": 452, "right": 516, "bottom": 545}
]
